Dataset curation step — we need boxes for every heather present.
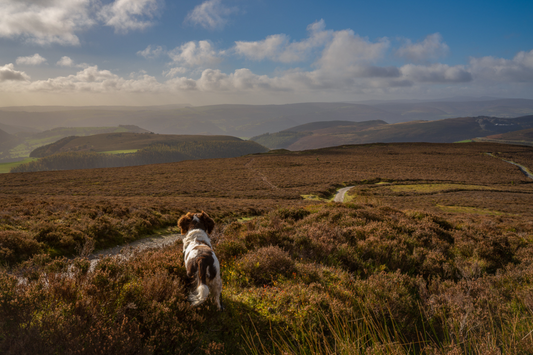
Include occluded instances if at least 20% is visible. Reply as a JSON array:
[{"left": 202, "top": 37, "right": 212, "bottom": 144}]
[
  {"left": 2, "top": 203, "right": 533, "bottom": 354},
  {"left": 1, "top": 142, "right": 533, "bottom": 354}
]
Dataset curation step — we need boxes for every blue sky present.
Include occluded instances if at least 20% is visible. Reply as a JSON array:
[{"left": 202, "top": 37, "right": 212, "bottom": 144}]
[{"left": 0, "top": 0, "right": 532, "bottom": 106}]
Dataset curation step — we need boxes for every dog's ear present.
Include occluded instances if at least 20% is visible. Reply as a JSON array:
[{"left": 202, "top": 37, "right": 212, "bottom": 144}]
[
  {"left": 200, "top": 211, "right": 215, "bottom": 234},
  {"left": 178, "top": 212, "right": 194, "bottom": 234}
]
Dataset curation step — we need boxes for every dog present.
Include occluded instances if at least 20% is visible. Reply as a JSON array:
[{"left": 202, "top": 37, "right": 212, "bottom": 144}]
[{"left": 178, "top": 211, "right": 223, "bottom": 310}]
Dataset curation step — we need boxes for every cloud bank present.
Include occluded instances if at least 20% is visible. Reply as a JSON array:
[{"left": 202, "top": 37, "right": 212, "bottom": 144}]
[
  {"left": 0, "top": 0, "right": 162, "bottom": 46},
  {"left": 1, "top": 20, "right": 532, "bottom": 103}
]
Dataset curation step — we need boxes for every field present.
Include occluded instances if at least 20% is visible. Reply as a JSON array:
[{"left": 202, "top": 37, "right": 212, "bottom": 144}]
[
  {"left": 0, "top": 126, "right": 148, "bottom": 162},
  {"left": 1, "top": 142, "right": 533, "bottom": 354},
  {"left": 0, "top": 158, "right": 37, "bottom": 174}
]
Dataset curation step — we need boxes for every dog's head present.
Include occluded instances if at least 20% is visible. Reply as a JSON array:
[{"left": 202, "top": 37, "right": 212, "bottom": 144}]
[{"left": 178, "top": 211, "right": 215, "bottom": 235}]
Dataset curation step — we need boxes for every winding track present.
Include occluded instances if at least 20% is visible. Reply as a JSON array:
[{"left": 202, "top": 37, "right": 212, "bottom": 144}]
[
  {"left": 486, "top": 153, "right": 533, "bottom": 180},
  {"left": 333, "top": 186, "right": 355, "bottom": 202},
  {"left": 17, "top": 185, "right": 356, "bottom": 277}
]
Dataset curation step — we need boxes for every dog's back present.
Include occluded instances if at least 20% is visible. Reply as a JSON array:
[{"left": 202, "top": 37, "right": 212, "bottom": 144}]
[{"left": 179, "top": 212, "right": 222, "bottom": 310}]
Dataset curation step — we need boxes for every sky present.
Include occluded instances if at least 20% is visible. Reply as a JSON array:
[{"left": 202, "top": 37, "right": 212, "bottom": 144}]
[{"left": 0, "top": 0, "right": 532, "bottom": 107}]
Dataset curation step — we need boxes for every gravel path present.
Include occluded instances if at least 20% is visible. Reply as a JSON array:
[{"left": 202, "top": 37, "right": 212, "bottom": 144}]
[
  {"left": 334, "top": 186, "right": 355, "bottom": 203},
  {"left": 486, "top": 153, "right": 533, "bottom": 180},
  {"left": 58, "top": 185, "right": 357, "bottom": 273},
  {"left": 88, "top": 233, "right": 183, "bottom": 271}
]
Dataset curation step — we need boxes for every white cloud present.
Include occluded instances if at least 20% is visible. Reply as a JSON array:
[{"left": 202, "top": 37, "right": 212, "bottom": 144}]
[
  {"left": 164, "top": 67, "right": 188, "bottom": 78},
  {"left": 235, "top": 34, "right": 289, "bottom": 61},
  {"left": 396, "top": 33, "right": 449, "bottom": 62},
  {"left": 16, "top": 53, "right": 47, "bottom": 66},
  {"left": 318, "top": 30, "right": 390, "bottom": 71},
  {"left": 234, "top": 20, "right": 332, "bottom": 63},
  {"left": 0, "top": 63, "right": 30, "bottom": 82},
  {"left": 27, "top": 65, "right": 164, "bottom": 93},
  {"left": 400, "top": 63, "right": 472, "bottom": 83},
  {"left": 168, "top": 40, "right": 221, "bottom": 68},
  {"left": 98, "top": 0, "right": 161, "bottom": 33},
  {"left": 470, "top": 49, "right": 533, "bottom": 82},
  {"left": 56, "top": 56, "right": 75, "bottom": 67},
  {"left": 185, "top": 0, "right": 238, "bottom": 30},
  {"left": 137, "top": 45, "right": 164, "bottom": 59},
  {"left": 0, "top": 0, "right": 95, "bottom": 45}
]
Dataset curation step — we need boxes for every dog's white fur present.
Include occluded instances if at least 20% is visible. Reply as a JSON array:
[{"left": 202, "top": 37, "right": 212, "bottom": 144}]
[{"left": 183, "top": 228, "right": 222, "bottom": 309}]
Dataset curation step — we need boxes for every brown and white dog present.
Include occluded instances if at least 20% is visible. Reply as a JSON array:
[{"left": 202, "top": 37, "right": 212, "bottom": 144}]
[{"left": 178, "top": 211, "right": 223, "bottom": 310}]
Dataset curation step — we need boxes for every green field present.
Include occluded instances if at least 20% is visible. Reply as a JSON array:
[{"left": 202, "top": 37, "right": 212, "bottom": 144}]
[
  {"left": 0, "top": 158, "right": 37, "bottom": 173},
  {"left": 101, "top": 149, "right": 138, "bottom": 154}
]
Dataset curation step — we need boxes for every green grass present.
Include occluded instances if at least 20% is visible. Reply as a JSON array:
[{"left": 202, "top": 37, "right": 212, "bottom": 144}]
[
  {"left": 0, "top": 158, "right": 37, "bottom": 173},
  {"left": 389, "top": 183, "right": 493, "bottom": 194},
  {"left": 455, "top": 139, "right": 474, "bottom": 143},
  {"left": 436, "top": 204, "right": 507, "bottom": 215},
  {"left": 100, "top": 149, "right": 138, "bottom": 154}
]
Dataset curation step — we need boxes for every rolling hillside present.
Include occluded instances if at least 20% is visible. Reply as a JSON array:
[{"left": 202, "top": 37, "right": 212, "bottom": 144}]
[
  {"left": 252, "top": 115, "right": 533, "bottom": 150},
  {"left": 13, "top": 133, "right": 268, "bottom": 172},
  {"left": 0, "top": 103, "right": 400, "bottom": 137},
  {"left": 30, "top": 132, "right": 249, "bottom": 157},
  {"left": 473, "top": 127, "right": 533, "bottom": 146},
  {"left": 366, "top": 98, "right": 533, "bottom": 120},
  {"left": 252, "top": 120, "right": 387, "bottom": 149},
  {"left": 487, "top": 127, "right": 533, "bottom": 141},
  {"left": 0, "top": 125, "right": 150, "bottom": 163},
  {"left": 0, "top": 128, "right": 20, "bottom": 157},
  {"left": 3, "top": 99, "right": 533, "bottom": 140}
]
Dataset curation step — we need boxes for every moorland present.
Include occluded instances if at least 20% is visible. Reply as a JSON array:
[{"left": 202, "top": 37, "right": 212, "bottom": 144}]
[
  {"left": 252, "top": 115, "right": 533, "bottom": 150},
  {"left": 1, "top": 141, "right": 533, "bottom": 354}
]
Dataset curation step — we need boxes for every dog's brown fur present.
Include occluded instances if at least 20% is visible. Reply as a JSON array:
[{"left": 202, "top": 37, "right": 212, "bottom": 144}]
[
  {"left": 179, "top": 211, "right": 222, "bottom": 310},
  {"left": 178, "top": 211, "right": 215, "bottom": 235}
]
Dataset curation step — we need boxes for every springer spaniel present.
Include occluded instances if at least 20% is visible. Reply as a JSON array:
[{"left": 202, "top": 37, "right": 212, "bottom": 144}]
[{"left": 178, "top": 211, "right": 223, "bottom": 310}]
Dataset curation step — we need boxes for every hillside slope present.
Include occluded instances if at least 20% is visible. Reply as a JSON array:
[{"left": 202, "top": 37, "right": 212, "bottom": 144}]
[
  {"left": 253, "top": 115, "right": 533, "bottom": 150},
  {"left": 0, "top": 125, "right": 151, "bottom": 163},
  {"left": 14, "top": 133, "right": 268, "bottom": 172},
  {"left": 3, "top": 99, "right": 533, "bottom": 138},
  {"left": 0, "top": 128, "right": 20, "bottom": 158},
  {"left": 30, "top": 132, "right": 248, "bottom": 157}
]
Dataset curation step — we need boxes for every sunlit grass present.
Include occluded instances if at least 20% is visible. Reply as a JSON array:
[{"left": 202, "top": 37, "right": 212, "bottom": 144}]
[
  {"left": 437, "top": 204, "right": 507, "bottom": 215},
  {"left": 0, "top": 158, "right": 37, "bottom": 173},
  {"left": 100, "top": 149, "right": 138, "bottom": 154},
  {"left": 389, "top": 183, "right": 493, "bottom": 194}
]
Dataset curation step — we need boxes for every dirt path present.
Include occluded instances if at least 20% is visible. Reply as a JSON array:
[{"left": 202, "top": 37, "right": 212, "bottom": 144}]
[
  {"left": 333, "top": 186, "right": 355, "bottom": 202},
  {"left": 244, "top": 158, "right": 279, "bottom": 190},
  {"left": 486, "top": 153, "right": 533, "bottom": 180},
  {"left": 88, "top": 233, "right": 183, "bottom": 271},
  {"left": 84, "top": 186, "right": 354, "bottom": 268}
]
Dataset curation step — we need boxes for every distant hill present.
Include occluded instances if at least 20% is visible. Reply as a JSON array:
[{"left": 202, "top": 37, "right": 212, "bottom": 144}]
[
  {"left": 30, "top": 132, "right": 250, "bottom": 157},
  {"left": 0, "top": 122, "right": 40, "bottom": 134},
  {"left": 365, "top": 98, "right": 533, "bottom": 121},
  {"left": 0, "top": 103, "right": 401, "bottom": 137},
  {"left": 473, "top": 126, "right": 533, "bottom": 146},
  {"left": 0, "top": 128, "right": 20, "bottom": 155},
  {"left": 252, "top": 121, "right": 387, "bottom": 149},
  {"left": 251, "top": 115, "right": 533, "bottom": 150},
  {"left": 15, "top": 133, "right": 268, "bottom": 172},
  {"left": 0, "top": 125, "right": 149, "bottom": 163},
  {"left": 3, "top": 99, "right": 533, "bottom": 139}
]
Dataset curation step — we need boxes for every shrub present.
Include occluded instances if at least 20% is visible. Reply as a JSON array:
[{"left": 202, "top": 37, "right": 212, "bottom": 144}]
[
  {"left": 237, "top": 245, "right": 296, "bottom": 286},
  {"left": 0, "top": 231, "right": 43, "bottom": 265}
]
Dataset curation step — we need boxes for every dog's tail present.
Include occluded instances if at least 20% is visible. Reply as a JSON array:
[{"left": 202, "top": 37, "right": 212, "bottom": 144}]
[{"left": 189, "top": 257, "right": 212, "bottom": 306}]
